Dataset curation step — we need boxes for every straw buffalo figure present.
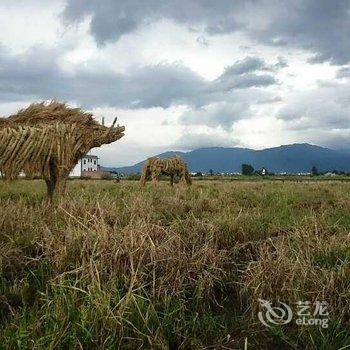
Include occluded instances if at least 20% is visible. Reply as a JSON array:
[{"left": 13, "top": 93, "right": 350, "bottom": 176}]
[
  {"left": 0, "top": 101, "right": 125, "bottom": 200},
  {"left": 140, "top": 155, "right": 192, "bottom": 186}
]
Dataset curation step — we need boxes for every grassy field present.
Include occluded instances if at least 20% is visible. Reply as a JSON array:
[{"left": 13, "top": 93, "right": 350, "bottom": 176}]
[{"left": 0, "top": 179, "right": 349, "bottom": 349}]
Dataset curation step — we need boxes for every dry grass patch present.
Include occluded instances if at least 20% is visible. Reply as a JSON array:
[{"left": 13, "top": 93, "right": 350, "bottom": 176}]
[{"left": 0, "top": 179, "right": 350, "bottom": 348}]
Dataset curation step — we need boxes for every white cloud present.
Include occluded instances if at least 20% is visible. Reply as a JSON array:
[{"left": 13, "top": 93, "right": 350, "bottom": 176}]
[{"left": 0, "top": 0, "right": 350, "bottom": 166}]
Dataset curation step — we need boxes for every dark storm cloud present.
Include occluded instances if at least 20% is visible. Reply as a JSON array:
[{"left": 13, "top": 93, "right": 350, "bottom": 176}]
[
  {"left": 211, "top": 56, "right": 279, "bottom": 91},
  {"left": 0, "top": 40, "right": 281, "bottom": 133},
  {"left": 0, "top": 45, "right": 278, "bottom": 111},
  {"left": 220, "top": 57, "right": 267, "bottom": 76},
  {"left": 213, "top": 73, "right": 277, "bottom": 91},
  {"left": 251, "top": 0, "right": 350, "bottom": 65},
  {"left": 63, "top": 0, "right": 350, "bottom": 65},
  {"left": 276, "top": 83, "right": 350, "bottom": 131},
  {"left": 62, "top": 0, "right": 248, "bottom": 44},
  {"left": 0, "top": 44, "right": 61, "bottom": 102},
  {"left": 0, "top": 44, "right": 207, "bottom": 108},
  {"left": 218, "top": 56, "right": 288, "bottom": 77}
]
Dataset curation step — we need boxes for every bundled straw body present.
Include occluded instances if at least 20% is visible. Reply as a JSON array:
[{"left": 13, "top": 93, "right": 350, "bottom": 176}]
[
  {"left": 140, "top": 155, "right": 192, "bottom": 186},
  {"left": 0, "top": 101, "right": 125, "bottom": 199}
]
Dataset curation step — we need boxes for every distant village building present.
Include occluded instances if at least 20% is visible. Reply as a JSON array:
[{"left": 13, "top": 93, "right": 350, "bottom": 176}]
[
  {"left": 70, "top": 155, "right": 104, "bottom": 178},
  {"left": 261, "top": 167, "right": 267, "bottom": 176},
  {"left": 324, "top": 172, "right": 337, "bottom": 177}
]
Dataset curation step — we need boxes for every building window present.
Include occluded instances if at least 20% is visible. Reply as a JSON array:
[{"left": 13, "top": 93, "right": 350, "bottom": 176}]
[
  {"left": 94, "top": 160, "right": 96, "bottom": 165},
  {"left": 84, "top": 159, "right": 86, "bottom": 164}
]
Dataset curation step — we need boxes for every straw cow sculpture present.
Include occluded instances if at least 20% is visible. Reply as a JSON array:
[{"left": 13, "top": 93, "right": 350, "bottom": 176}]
[
  {"left": 140, "top": 155, "right": 192, "bottom": 186},
  {"left": 0, "top": 101, "right": 125, "bottom": 199}
]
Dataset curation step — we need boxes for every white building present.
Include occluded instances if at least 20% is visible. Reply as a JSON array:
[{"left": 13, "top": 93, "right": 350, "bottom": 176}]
[{"left": 70, "top": 155, "right": 100, "bottom": 177}]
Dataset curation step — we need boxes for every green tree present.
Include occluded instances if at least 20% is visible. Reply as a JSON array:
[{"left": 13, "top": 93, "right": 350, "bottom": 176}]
[
  {"left": 311, "top": 166, "right": 319, "bottom": 176},
  {"left": 242, "top": 164, "right": 254, "bottom": 175},
  {"left": 208, "top": 169, "right": 214, "bottom": 176}
]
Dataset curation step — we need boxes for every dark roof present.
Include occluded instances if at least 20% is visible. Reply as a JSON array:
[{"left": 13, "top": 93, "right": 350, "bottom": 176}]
[{"left": 83, "top": 155, "right": 99, "bottom": 159}]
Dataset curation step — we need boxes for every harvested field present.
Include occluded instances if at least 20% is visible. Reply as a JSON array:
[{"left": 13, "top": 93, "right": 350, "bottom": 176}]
[{"left": 0, "top": 179, "right": 349, "bottom": 349}]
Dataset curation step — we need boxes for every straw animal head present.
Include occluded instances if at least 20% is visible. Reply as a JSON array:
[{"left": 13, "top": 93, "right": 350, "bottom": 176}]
[{"left": 90, "top": 117, "right": 125, "bottom": 148}]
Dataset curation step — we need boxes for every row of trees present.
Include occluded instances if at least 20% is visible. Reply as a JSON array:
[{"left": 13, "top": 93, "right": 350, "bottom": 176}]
[
  {"left": 193, "top": 165, "right": 347, "bottom": 177},
  {"left": 243, "top": 164, "right": 346, "bottom": 176}
]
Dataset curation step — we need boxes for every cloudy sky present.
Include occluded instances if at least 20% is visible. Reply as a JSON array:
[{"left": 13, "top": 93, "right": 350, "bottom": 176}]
[{"left": 1, "top": 0, "right": 350, "bottom": 166}]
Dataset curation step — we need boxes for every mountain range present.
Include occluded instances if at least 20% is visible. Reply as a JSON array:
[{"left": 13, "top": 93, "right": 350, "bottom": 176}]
[{"left": 105, "top": 143, "right": 350, "bottom": 174}]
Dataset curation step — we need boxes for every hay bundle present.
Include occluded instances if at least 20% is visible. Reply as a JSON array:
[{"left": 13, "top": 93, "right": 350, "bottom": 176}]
[
  {"left": 140, "top": 155, "right": 192, "bottom": 186},
  {"left": 0, "top": 101, "right": 125, "bottom": 199}
]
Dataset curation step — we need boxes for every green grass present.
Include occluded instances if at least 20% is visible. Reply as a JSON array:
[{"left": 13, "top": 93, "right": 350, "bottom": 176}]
[{"left": 0, "top": 179, "right": 350, "bottom": 349}]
